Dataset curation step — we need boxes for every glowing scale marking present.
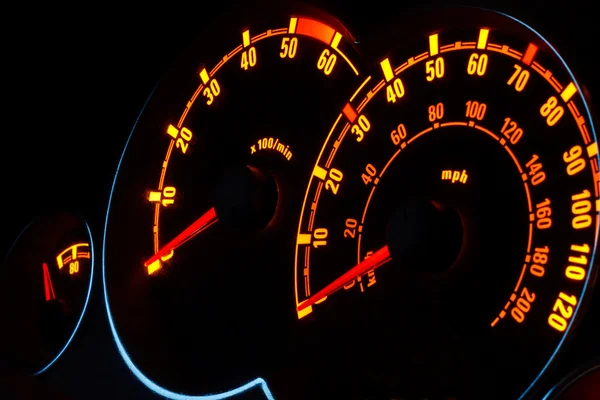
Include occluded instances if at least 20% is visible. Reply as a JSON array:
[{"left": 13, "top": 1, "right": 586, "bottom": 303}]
[
  {"left": 104, "top": 86, "right": 275, "bottom": 400},
  {"left": 293, "top": 16, "right": 599, "bottom": 400},
  {"left": 105, "top": 14, "right": 361, "bottom": 399},
  {"left": 151, "top": 17, "right": 359, "bottom": 274}
]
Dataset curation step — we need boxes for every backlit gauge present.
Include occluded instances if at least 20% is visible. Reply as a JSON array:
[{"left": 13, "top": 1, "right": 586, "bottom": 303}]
[
  {"left": 102, "top": 4, "right": 363, "bottom": 399},
  {"left": 0, "top": 212, "right": 93, "bottom": 375},
  {"left": 294, "top": 7, "right": 598, "bottom": 399}
]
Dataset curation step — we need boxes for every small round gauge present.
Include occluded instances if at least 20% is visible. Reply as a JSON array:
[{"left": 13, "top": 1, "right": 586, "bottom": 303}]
[
  {"left": 294, "top": 7, "right": 598, "bottom": 399},
  {"left": 0, "top": 212, "right": 94, "bottom": 375},
  {"left": 543, "top": 361, "right": 600, "bottom": 399},
  {"left": 102, "top": 3, "right": 363, "bottom": 399}
]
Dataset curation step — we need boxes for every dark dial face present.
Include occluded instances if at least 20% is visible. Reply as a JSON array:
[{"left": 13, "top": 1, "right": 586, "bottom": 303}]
[
  {"left": 103, "top": 4, "right": 364, "bottom": 397},
  {"left": 294, "top": 7, "right": 598, "bottom": 400},
  {"left": 102, "top": 4, "right": 598, "bottom": 400},
  {"left": 0, "top": 212, "right": 94, "bottom": 375}
]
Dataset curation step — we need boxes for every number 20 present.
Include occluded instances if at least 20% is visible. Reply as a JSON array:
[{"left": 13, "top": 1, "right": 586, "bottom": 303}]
[{"left": 325, "top": 168, "right": 343, "bottom": 194}]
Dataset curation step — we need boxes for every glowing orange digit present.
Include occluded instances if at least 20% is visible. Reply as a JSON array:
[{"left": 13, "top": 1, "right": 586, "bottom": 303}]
[
  {"left": 425, "top": 57, "right": 445, "bottom": 81},
  {"left": 428, "top": 103, "right": 444, "bottom": 122},
  {"left": 390, "top": 124, "right": 407, "bottom": 145},
  {"left": 203, "top": 80, "right": 220, "bottom": 106},
  {"left": 280, "top": 37, "right": 298, "bottom": 58},
  {"left": 324, "top": 168, "right": 343, "bottom": 194},
  {"left": 386, "top": 79, "right": 405, "bottom": 103},
  {"left": 344, "top": 218, "right": 358, "bottom": 239},
  {"left": 465, "top": 100, "right": 487, "bottom": 120},
  {"left": 530, "top": 246, "right": 549, "bottom": 277},
  {"left": 351, "top": 115, "right": 371, "bottom": 142},
  {"left": 548, "top": 292, "right": 578, "bottom": 332},
  {"left": 361, "top": 164, "right": 377, "bottom": 185},
  {"left": 166, "top": 125, "right": 194, "bottom": 154},
  {"left": 525, "top": 154, "right": 546, "bottom": 186},
  {"left": 149, "top": 186, "right": 176, "bottom": 207},
  {"left": 563, "top": 145, "right": 586, "bottom": 176},
  {"left": 500, "top": 117, "right": 523, "bottom": 145},
  {"left": 566, "top": 262, "right": 586, "bottom": 280},
  {"left": 312, "top": 228, "right": 328, "bottom": 248},
  {"left": 69, "top": 260, "right": 79, "bottom": 274},
  {"left": 317, "top": 49, "right": 337, "bottom": 75},
  {"left": 540, "top": 96, "right": 564, "bottom": 126},
  {"left": 510, "top": 287, "right": 536, "bottom": 323},
  {"left": 571, "top": 190, "right": 592, "bottom": 230},
  {"left": 507, "top": 64, "right": 530, "bottom": 92},
  {"left": 467, "top": 53, "right": 488, "bottom": 76},
  {"left": 241, "top": 47, "right": 257, "bottom": 70},
  {"left": 535, "top": 198, "right": 552, "bottom": 229}
]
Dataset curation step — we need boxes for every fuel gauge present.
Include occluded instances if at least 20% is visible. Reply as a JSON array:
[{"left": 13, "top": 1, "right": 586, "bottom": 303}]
[{"left": 0, "top": 212, "right": 94, "bottom": 375}]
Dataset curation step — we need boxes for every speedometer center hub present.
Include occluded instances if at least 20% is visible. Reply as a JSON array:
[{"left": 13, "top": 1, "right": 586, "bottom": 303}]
[{"left": 386, "top": 200, "right": 463, "bottom": 273}]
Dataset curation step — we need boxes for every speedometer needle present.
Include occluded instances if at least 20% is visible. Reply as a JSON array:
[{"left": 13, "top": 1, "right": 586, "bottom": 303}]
[
  {"left": 297, "top": 245, "right": 391, "bottom": 312},
  {"left": 144, "top": 207, "right": 218, "bottom": 268}
]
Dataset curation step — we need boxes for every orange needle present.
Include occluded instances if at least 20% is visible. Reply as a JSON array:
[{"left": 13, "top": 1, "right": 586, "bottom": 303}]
[
  {"left": 144, "top": 207, "right": 218, "bottom": 267},
  {"left": 43, "top": 263, "right": 56, "bottom": 302},
  {"left": 297, "top": 245, "right": 391, "bottom": 312}
]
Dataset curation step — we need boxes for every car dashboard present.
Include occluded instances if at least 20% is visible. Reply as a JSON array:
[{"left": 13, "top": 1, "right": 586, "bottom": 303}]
[{"left": 1, "top": 1, "right": 599, "bottom": 399}]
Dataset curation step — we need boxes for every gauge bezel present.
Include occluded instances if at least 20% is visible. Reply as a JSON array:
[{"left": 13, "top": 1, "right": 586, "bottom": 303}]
[
  {"left": 292, "top": 7, "right": 599, "bottom": 400},
  {"left": 0, "top": 213, "right": 95, "bottom": 376}
]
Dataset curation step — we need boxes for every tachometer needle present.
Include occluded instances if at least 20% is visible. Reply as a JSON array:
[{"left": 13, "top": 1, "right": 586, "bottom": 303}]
[
  {"left": 43, "top": 262, "right": 56, "bottom": 302},
  {"left": 144, "top": 207, "right": 218, "bottom": 268},
  {"left": 297, "top": 245, "right": 391, "bottom": 312}
]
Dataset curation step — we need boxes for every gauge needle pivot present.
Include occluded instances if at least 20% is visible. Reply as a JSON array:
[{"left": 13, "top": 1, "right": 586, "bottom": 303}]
[
  {"left": 144, "top": 207, "right": 218, "bottom": 268},
  {"left": 297, "top": 245, "right": 391, "bottom": 312},
  {"left": 43, "top": 262, "right": 56, "bottom": 302}
]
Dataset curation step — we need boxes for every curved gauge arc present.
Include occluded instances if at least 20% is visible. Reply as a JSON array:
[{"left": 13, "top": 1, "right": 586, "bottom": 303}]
[
  {"left": 102, "top": 3, "right": 363, "bottom": 400},
  {"left": 294, "top": 7, "right": 598, "bottom": 399},
  {"left": 36, "top": 218, "right": 95, "bottom": 376},
  {"left": 0, "top": 213, "right": 94, "bottom": 376},
  {"left": 541, "top": 361, "right": 600, "bottom": 399},
  {"left": 103, "top": 86, "right": 274, "bottom": 400}
]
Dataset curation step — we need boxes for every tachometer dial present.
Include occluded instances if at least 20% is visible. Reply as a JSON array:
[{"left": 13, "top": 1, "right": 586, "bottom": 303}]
[
  {"left": 102, "top": 4, "right": 363, "bottom": 398},
  {"left": 0, "top": 212, "right": 93, "bottom": 375},
  {"left": 294, "top": 7, "right": 598, "bottom": 399}
]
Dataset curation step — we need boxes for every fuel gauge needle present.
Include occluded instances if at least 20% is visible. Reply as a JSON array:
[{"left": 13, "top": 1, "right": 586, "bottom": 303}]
[
  {"left": 43, "top": 262, "right": 56, "bottom": 302},
  {"left": 144, "top": 207, "right": 218, "bottom": 268},
  {"left": 297, "top": 245, "right": 391, "bottom": 312}
]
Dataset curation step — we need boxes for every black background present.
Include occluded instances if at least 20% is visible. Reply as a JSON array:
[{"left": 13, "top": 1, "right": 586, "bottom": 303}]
[{"left": 1, "top": 0, "right": 598, "bottom": 399}]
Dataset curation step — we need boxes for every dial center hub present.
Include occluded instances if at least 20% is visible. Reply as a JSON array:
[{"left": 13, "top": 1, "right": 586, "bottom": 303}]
[{"left": 386, "top": 201, "right": 463, "bottom": 273}]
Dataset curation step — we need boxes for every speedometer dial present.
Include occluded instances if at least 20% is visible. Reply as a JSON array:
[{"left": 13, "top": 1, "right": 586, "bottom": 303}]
[{"left": 294, "top": 7, "right": 598, "bottom": 399}]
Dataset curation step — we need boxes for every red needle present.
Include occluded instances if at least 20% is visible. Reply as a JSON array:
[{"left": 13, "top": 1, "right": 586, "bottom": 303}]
[
  {"left": 144, "top": 207, "right": 218, "bottom": 267},
  {"left": 297, "top": 245, "right": 391, "bottom": 312},
  {"left": 43, "top": 263, "right": 56, "bottom": 302}
]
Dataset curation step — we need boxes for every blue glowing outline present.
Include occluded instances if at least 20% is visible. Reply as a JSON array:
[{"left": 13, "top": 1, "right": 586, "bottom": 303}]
[
  {"left": 0, "top": 216, "right": 96, "bottom": 375},
  {"left": 487, "top": 9, "right": 600, "bottom": 400},
  {"left": 34, "top": 218, "right": 95, "bottom": 375},
  {"left": 101, "top": 85, "right": 275, "bottom": 400},
  {"left": 0, "top": 221, "right": 33, "bottom": 269},
  {"left": 541, "top": 363, "right": 600, "bottom": 399},
  {"left": 100, "top": 9, "right": 598, "bottom": 399},
  {"left": 1, "top": 218, "right": 95, "bottom": 375}
]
